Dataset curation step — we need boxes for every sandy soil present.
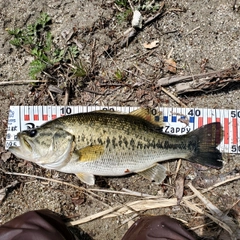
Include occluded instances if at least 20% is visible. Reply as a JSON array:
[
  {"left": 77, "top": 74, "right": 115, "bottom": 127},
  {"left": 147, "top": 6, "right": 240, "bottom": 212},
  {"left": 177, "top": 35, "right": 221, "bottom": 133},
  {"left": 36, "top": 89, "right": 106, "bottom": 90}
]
[{"left": 0, "top": 0, "right": 240, "bottom": 239}]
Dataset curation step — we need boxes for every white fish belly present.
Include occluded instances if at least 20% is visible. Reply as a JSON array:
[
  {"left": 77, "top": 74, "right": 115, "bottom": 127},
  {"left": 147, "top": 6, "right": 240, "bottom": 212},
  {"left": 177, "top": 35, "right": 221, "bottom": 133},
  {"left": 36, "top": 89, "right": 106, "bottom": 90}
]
[{"left": 60, "top": 150, "right": 188, "bottom": 176}]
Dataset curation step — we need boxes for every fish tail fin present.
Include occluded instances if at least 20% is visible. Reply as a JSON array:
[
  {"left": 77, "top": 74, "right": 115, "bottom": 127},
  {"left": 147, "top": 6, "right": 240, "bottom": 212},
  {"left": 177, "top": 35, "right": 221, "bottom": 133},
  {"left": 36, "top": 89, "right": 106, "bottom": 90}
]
[{"left": 187, "top": 122, "right": 223, "bottom": 168}]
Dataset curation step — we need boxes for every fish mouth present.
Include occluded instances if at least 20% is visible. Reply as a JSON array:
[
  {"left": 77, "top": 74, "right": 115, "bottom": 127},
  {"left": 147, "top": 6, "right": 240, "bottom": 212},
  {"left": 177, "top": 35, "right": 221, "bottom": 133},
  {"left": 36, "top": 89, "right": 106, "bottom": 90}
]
[
  {"left": 9, "top": 133, "right": 32, "bottom": 157},
  {"left": 22, "top": 135, "right": 32, "bottom": 151}
]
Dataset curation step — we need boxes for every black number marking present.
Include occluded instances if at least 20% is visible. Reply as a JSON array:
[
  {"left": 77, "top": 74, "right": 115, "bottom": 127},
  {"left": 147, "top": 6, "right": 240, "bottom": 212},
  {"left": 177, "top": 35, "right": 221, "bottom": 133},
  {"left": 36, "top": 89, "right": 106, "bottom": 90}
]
[
  {"left": 102, "top": 107, "right": 115, "bottom": 111},
  {"left": 231, "top": 145, "right": 240, "bottom": 153},
  {"left": 188, "top": 109, "right": 201, "bottom": 116},
  {"left": 231, "top": 111, "right": 240, "bottom": 118},
  {"left": 60, "top": 107, "right": 72, "bottom": 115},
  {"left": 147, "top": 108, "right": 157, "bottom": 115}
]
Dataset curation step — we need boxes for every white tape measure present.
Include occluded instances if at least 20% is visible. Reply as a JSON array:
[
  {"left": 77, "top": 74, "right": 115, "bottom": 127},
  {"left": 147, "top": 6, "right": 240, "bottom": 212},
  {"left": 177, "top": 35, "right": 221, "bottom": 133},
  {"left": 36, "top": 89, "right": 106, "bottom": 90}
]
[{"left": 5, "top": 106, "right": 239, "bottom": 153}]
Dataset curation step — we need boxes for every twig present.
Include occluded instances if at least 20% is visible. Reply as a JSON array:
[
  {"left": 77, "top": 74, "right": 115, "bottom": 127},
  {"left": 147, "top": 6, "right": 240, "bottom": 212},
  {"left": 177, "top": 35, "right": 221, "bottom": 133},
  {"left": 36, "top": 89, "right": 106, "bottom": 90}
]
[
  {"left": 127, "top": 0, "right": 134, "bottom": 11},
  {"left": 88, "top": 188, "right": 157, "bottom": 198},
  {"left": 157, "top": 65, "right": 240, "bottom": 95},
  {"left": 0, "top": 80, "right": 47, "bottom": 85},
  {"left": 1, "top": 170, "right": 109, "bottom": 208},
  {"left": 2, "top": 169, "right": 240, "bottom": 229},
  {"left": 185, "top": 26, "right": 200, "bottom": 36},
  {"left": 122, "top": 188, "right": 157, "bottom": 198},
  {"left": 47, "top": 89, "right": 57, "bottom": 105},
  {"left": 114, "top": 3, "right": 124, "bottom": 12},
  {"left": 161, "top": 86, "right": 187, "bottom": 107},
  {"left": 90, "top": 38, "right": 97, "bottom": 71},
  {"left": 68, "top": 173, "right": 240, "bottom": 225},
  {"left": 64, "top": 88, "right": 70, "bottom": 106},
  {"left": 186, "top": 182, "right": 240, "bottom": 239},
  {"left": 173, "top": 159, "right": 182, "bottom": 182},
  {"left": 2, "top": 170, "right": 83, "bottom": 190},
  {"left": 67, "top": 205, "right": 123, "bottom": 226},
  {"left": 182, "top": 199, "right": 234, "bottom": 237},
  {"left": 144, "top": 2, "right": 165, "bottom": 26}
]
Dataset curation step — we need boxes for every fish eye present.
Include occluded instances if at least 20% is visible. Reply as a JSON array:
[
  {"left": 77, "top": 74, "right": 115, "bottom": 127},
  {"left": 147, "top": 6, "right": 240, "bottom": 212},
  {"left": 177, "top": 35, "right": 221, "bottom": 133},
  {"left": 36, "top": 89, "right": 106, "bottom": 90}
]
[{"left": 28, "top": 129, "right": 37, "bottom": 137}]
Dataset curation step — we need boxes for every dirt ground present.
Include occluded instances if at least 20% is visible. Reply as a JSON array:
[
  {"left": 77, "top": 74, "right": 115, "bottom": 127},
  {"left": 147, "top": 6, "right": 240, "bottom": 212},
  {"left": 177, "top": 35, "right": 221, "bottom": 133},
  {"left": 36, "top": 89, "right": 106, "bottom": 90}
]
[{"left": 0, "top": 0, "right": 240, "bottom": 239}]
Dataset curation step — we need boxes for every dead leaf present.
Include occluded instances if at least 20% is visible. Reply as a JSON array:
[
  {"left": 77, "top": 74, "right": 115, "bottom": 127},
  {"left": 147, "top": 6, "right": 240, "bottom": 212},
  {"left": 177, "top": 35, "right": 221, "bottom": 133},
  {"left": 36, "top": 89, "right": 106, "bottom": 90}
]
[
  {"left": 165, "top": 58, "right": 177, "bottom": 73},
  {"left": 1, "top": 151, "right": 11, "bottom": 162},
  {"left": 143, "top": 40, "right": 159, "bottom": 49}
]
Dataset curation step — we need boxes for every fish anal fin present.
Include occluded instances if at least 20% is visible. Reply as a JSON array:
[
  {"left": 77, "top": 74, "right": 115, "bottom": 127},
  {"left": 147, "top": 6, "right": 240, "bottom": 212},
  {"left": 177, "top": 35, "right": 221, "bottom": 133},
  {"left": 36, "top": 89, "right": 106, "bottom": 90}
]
[
  {"left": 129, "top": 108, "right": 164, "bottom": 128},
  {"left": 76, "top": 173, "right": 95, "bottom": 185},
  {"left": 136, "top": 164, "right": 167, "bottom": 184},
  {"left": 77, "top": 145, "right": 104, "bottom": 162}
]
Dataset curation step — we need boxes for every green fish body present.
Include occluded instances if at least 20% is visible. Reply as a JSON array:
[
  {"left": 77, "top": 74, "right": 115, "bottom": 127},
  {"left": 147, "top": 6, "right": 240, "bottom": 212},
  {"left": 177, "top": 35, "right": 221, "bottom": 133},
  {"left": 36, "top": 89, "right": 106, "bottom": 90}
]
[{"left": 9, "top": 109, "right": 223, "bottom": 185}]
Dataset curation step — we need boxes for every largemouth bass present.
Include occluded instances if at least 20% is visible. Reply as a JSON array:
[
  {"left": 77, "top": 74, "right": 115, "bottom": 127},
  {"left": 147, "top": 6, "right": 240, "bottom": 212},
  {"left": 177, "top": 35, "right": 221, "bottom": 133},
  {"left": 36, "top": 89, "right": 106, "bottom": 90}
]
[{"left": 9, "top": 108, "right": 223, "bottom": 185}]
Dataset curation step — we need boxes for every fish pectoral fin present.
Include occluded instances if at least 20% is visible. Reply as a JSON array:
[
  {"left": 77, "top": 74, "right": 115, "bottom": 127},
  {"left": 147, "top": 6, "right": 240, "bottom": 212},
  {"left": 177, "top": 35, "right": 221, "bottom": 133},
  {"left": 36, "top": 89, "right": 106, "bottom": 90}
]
[
  {"left": 76, "top": 173, "right": 95, "bottom": 185},
  {"left": 129, "top": 108, "right": 164, "bottom": 128},
  {"left": 136, "top": 164, "right": 167, "bottom": 184},
  {"left": 77, "top": 145, "right": 104, "bottom": 162}
]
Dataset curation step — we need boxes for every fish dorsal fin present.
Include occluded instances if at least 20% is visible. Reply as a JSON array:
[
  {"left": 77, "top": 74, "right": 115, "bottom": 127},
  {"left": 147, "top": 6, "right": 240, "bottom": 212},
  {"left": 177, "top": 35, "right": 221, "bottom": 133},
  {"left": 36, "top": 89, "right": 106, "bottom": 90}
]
[
  {"left": 76, "top": 145, "right": 105, "bottom": 162},
  {"left": 129, "top": 108, "right": 164, "bottom": 128},
  {"left": 76, "top": 173, "right": 95, "bottom": 185},
  {"left": 136, "top": 163, "right": 167, "bottom": 184}
]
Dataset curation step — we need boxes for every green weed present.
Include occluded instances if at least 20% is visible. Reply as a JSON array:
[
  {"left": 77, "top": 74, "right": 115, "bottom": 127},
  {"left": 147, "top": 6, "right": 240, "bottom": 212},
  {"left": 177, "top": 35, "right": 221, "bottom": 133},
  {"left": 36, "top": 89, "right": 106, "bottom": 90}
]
[
  {"left": 115, "top": 0, "right": 129, "bottom": 8},
  {"left": 114, "top": 69, "right": 126, "bottom": 81},
  {"left": 8, "top": 13, "right": 81, "bottom": 80}
]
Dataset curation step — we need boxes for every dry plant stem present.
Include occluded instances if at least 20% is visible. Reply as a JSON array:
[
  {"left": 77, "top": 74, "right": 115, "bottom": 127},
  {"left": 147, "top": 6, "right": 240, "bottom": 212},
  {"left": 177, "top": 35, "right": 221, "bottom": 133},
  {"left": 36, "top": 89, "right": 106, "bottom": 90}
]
[
  {"left": 157, "top": 69, "right": 232, "bottom": 86},
  {"left": 188, "top": 182, "right": 222, "bottom": 216},
  {"left": 88, "top": 188, "right": 156, "bottom": 198},
  {"left": 185, "top": 26, "right": 200, "bottom": 36},
  {"left": 47, "top": 89, "right": 56, "bottom": 104},
  {"left": 1, "top": 170, "right": 158, "bottom": 198},
  {"left": 70, "top": 174, "right": 240, "bottom": 225},
  {"left": 67, "top": 205, "right": 123, "bottom": 226},
  {"left": 2, "top": 170, "right": 240, "bottom": 227},
  {"left": 190, "top": 221, "right": 214, "bottom": 231},
  {"left": 1, "top": 170, "right": 110, "bottom": 208},
  {"left": 64, "top": 88, "right": 70, "bottom": 106},
  {"left": 157, "top": 65, "right": 240, "bottom": 95},
  {"left": 0, "top": 80, "right": 47, "bottom": 85},
  {"left": 143, "top": 2, "right": 165, "bottom": 26},
  {"left": 174, "top": 159, "right": 182, "bottom": 180},
  {"left": 182, "top": 199, "right": 234, "bottom": 237},
  {"left": 161, "top": 86, "right": 187, "bottom": 107},
  {"left": 127, "top": 0, "right": 134, "bottom": 11},
  {"left": 90, "top": 38, "right": 97, "bottom": 71},
  {"left": 187, "top": 182, "right": 239, "bottom": 239}
]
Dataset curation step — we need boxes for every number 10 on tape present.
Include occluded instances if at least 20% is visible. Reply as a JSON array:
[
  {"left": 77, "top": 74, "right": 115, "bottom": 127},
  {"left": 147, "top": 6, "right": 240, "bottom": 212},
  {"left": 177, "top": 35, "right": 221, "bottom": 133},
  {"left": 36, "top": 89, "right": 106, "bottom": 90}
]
[{"left": 5, "top": 106, "right": 240, "bottom": 153}]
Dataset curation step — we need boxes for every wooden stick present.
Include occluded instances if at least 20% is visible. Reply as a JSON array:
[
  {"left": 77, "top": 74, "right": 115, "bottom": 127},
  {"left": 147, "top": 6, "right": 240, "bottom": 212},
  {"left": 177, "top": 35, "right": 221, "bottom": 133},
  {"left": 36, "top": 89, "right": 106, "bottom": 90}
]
[
  {"left": 161, "top": 86, "right": 187, "bottom": 107},
  {"left": 157, "top": 65, "right": 240, "bottom": 95},
  {"left": 0, "top": 80, "right": 47, "bottom": 85}
]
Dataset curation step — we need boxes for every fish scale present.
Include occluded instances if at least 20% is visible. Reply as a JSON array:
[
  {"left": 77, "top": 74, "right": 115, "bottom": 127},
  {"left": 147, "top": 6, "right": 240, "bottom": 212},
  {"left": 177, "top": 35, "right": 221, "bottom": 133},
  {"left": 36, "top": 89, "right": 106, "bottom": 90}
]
[{"left": 9, "top": 108, "right": 223, "bottom": 185}]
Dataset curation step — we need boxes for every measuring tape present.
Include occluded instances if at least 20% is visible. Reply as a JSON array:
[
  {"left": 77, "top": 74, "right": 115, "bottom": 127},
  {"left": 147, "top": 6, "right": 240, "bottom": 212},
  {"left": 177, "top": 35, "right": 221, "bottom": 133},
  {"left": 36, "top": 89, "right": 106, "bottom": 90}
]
[{"left": 5, "top": 106, "right": 239, "bottom": 153}]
